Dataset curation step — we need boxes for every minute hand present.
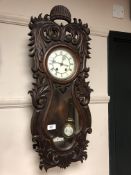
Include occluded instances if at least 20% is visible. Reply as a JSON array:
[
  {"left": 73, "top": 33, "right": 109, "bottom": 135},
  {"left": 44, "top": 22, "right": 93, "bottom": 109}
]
[{"left": 53, "top": 60, "right": 69, "bottom": 67}]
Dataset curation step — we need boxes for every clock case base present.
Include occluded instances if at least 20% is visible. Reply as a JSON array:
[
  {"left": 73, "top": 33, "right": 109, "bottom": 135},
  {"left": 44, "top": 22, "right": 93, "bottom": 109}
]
[{"left": 28, "top": 5, "right": 92, "bottom": 171}]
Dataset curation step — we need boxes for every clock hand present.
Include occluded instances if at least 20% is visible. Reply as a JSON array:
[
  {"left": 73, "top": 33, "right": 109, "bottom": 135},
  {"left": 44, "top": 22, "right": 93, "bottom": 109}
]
[
  {"left": 61, "top": 63, "right": 69, "bottom": 67},
  {"left": 52, "top": 60, "right": 61, "bottom": 65},
  {"left": 52, "top": 60, "right": 69, "bottom": 67}
]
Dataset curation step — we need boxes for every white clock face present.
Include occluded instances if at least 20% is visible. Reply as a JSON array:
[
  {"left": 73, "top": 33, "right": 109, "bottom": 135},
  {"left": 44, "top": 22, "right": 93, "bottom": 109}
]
[
  {"left": 64, "top": 124, "right": 74, "bottom": 137},
  {"left": 47, "top": 48, "right": 76, "bottom": 80}
]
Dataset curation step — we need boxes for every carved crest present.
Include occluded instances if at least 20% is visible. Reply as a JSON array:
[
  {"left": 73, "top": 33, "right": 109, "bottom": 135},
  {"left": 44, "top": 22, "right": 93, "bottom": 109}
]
[{"left": 28, "top": 5, "right": 92, "bottom": 171}]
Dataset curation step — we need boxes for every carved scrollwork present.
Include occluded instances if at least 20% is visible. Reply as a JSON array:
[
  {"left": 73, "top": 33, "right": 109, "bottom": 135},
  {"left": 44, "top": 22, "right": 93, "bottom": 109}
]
[
  {"left": 28, "top": 12, "right": 91, "bottom": 62},
  {"left": 64, "top": 18, "right": 91, "bottom": 59},
  {"left": 29, "top": 72, "right": 50, "bottom": 110},
  {"left": 28, "top": 5, "right": 92, "bottom": 171},
  {"left": 74, "top": 68, "right": 93, "bottom": 107},
  {"left": 32, "top": 129, "right": 90, "bottom": 171}
]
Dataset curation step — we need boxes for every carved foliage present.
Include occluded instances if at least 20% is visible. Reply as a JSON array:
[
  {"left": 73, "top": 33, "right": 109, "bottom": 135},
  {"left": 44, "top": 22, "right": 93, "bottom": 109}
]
[
  {"left": 29, "top": 73, "right": 50, "bottom": 110},
  {"left": 74, "top": 68, "right": 93, "bottom": 107},
  {"left": 32, "top": 130, "right": 89, "bottom": 171},
  {"left": 28, "top": 14, "right": 91, "bottom": 61},
  {"left": 28, "top": 7, "right": 92, "bottom": 171}
]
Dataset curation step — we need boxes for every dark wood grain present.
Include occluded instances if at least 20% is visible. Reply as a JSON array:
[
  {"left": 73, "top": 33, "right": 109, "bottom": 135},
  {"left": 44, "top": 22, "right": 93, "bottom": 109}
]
[{"left": 28, "top": 5, "right": 92, "bottom": 171}]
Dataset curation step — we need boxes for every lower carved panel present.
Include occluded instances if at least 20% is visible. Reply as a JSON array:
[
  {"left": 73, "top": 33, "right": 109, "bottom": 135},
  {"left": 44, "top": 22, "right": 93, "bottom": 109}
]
[{"left": 32, "top": 129, "right": 91, "bottom": 171}]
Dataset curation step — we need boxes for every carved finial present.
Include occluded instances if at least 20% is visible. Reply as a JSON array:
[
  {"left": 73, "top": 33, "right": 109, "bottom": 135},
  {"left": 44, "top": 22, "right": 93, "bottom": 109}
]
[{"left": 50, "top": 5, "right": 71, "bottom": 23}]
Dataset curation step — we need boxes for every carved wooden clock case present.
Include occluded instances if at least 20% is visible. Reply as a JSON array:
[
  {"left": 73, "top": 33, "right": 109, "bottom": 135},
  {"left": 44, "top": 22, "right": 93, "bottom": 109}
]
[{"left": 28, "top": 5, "right": 92, "bottom": 171}]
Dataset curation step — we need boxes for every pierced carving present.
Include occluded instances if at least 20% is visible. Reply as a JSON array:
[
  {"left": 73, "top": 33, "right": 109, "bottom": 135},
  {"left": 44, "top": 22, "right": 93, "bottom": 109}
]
[
  {"left": 28, "top": 5, "right": 92, "bottom": 171},
  {"left": 74, "top": 68, "right": 92, "bottom": 107}
]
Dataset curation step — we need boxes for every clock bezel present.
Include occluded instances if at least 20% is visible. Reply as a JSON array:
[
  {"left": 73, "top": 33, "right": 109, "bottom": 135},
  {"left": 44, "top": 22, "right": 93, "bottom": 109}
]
[{"left": 43, "top": 44, "right": 80, "bottom": 84}]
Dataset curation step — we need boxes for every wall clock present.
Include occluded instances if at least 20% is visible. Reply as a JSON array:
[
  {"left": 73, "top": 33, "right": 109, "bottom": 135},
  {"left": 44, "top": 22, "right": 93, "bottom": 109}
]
[{"left": 28, "top": 5, "right": 92, "bottom": 171}]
